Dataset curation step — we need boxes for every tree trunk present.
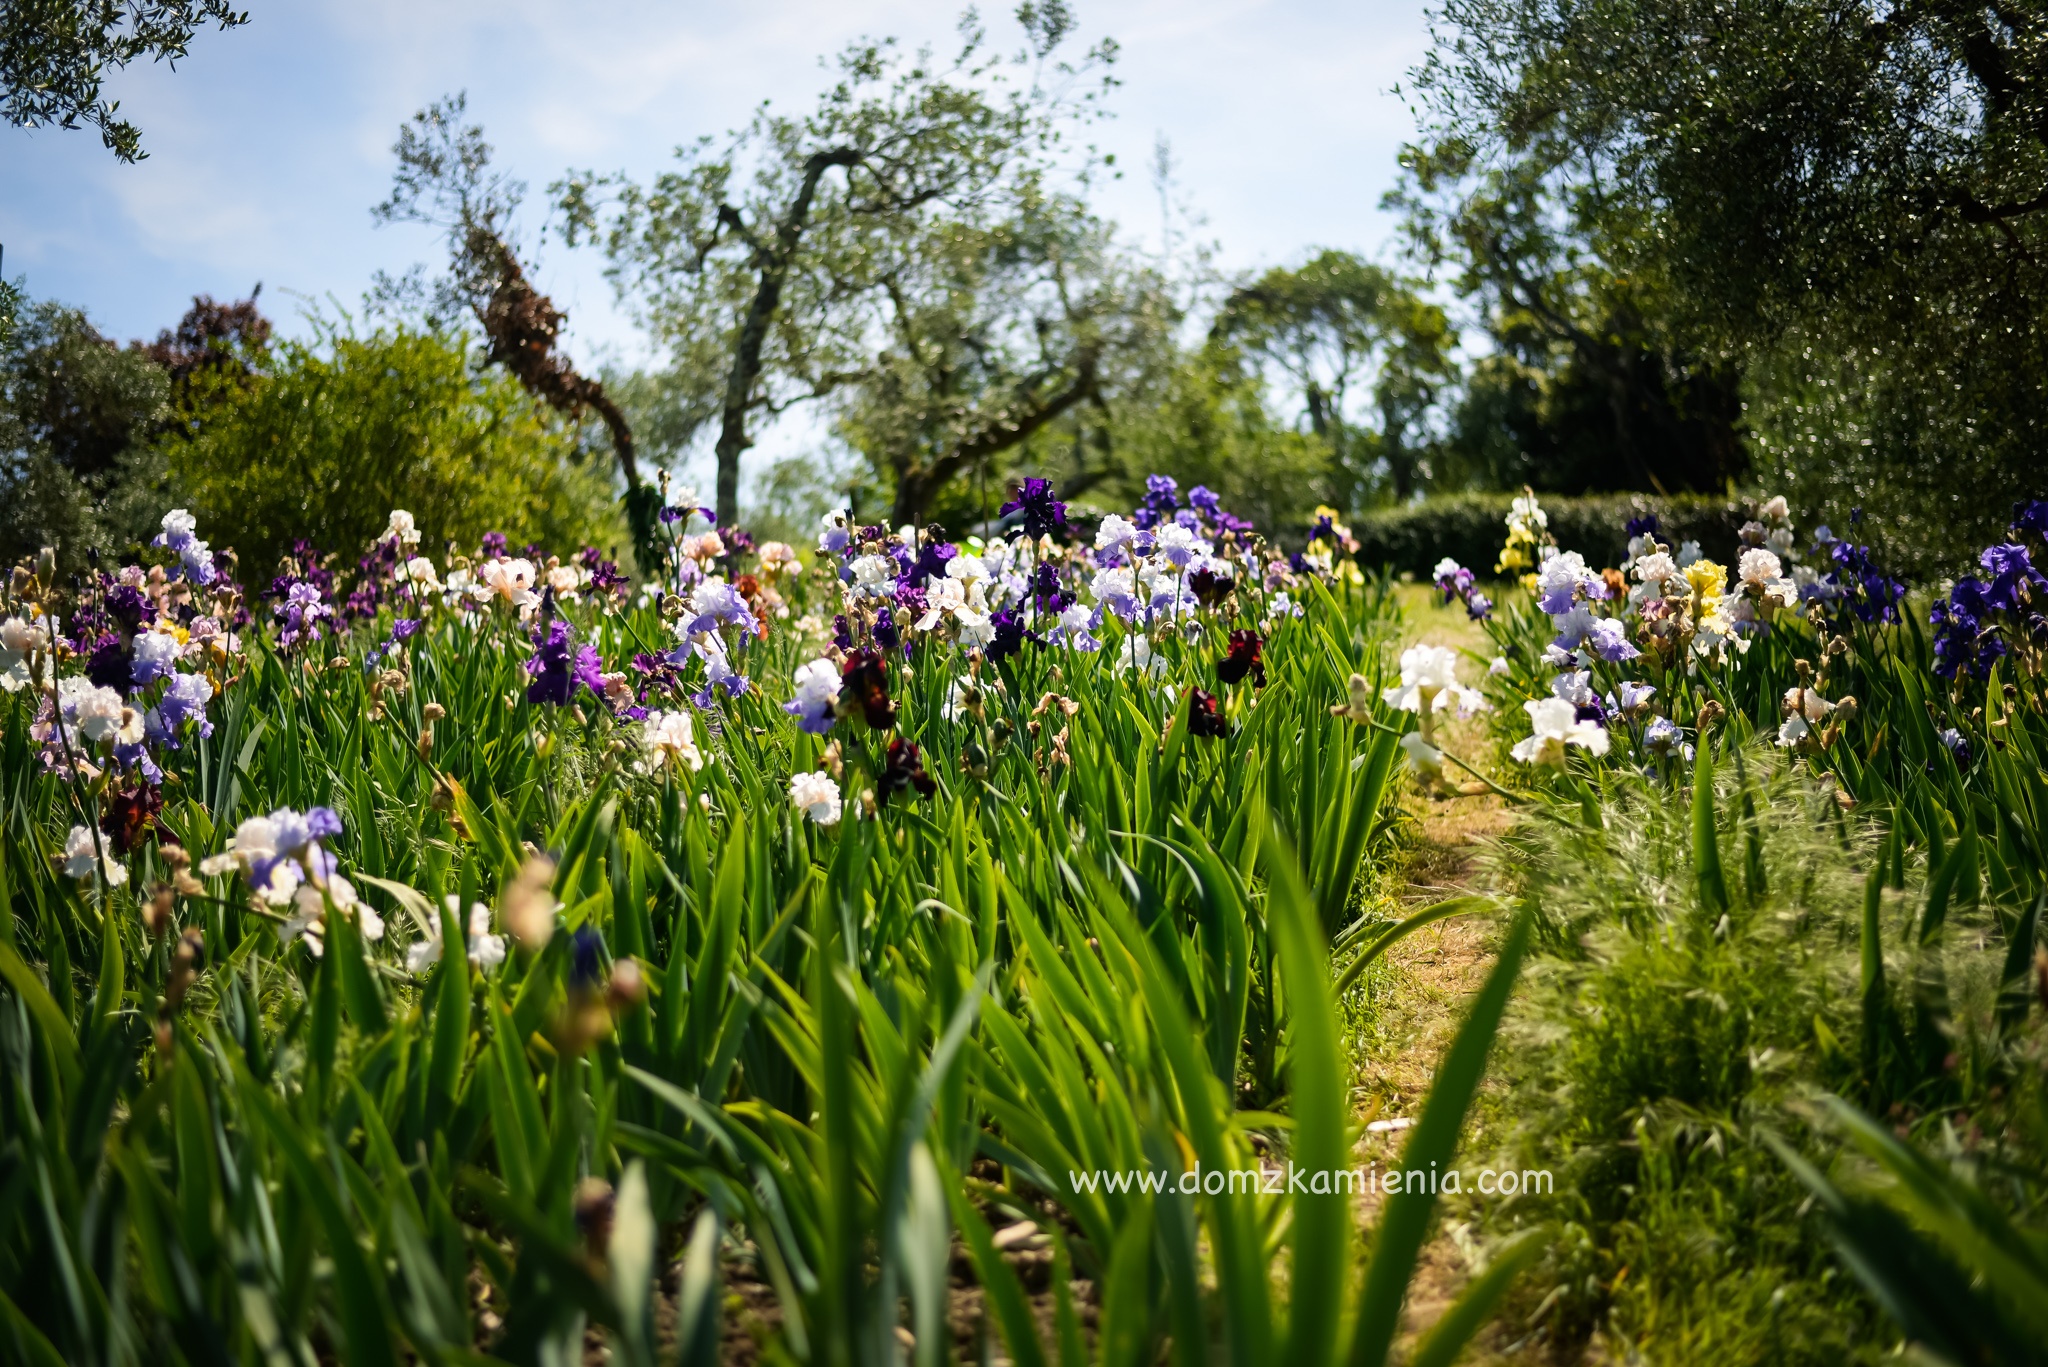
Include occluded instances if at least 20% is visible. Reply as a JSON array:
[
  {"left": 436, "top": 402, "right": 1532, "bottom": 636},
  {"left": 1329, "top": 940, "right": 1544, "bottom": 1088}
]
[{"left": 711, "top": 148, "right": 859, "bottom": 527}]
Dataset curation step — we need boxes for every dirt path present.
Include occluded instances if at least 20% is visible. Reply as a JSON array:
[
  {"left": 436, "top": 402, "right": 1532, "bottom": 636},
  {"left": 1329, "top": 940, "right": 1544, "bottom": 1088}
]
[{"left": 1350, "top": 586, "right": 1533, "bottom": 1359}]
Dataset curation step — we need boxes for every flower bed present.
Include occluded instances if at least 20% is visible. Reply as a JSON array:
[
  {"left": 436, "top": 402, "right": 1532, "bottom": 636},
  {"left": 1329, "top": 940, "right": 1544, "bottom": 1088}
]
[{"left": 0, "top": 481, "right": 1543, "bottom": 1367}]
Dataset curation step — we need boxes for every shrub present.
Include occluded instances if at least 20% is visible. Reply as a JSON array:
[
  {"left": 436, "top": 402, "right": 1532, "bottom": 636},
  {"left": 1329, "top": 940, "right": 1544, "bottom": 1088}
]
[
  {"left": 163, "top": 324, "right": 625, "bottom": 579},
  {"left": 1351, "top": 491, "right": 1752, "bottom": 580}
]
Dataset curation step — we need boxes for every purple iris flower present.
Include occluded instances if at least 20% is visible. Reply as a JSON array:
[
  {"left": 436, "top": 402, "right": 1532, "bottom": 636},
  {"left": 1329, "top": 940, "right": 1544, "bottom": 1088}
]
[
  {"left": 1606, "top": 680, "right": 1656, "bottom": 713},
  {"left": 1825, "top": 540, "right": 1905, "bottom": 623},
  {"left": 368, "top": 617, "right": 423, "bottom": 666},
  {"left": 1133, "top": 473, "right": 1179, "bottom": 530},
  {"left": 1937, "top": 727, "right": 1973, "bottom": 768},
  {"left": 246, "top": 806, "right": 342, "bottom": 891},
  {"left": 685, "top": 581, "right": 757, "bottom": 635},
  {"left": 112, "top": 740, "right": 164, "bottom": 786},
  {"left": 985, "top": 608, "right": 1038, "bottom": 663},
  {"left": 690, "top": 653, "right": 749, "bottom": 709},
  {"left": 274, "top": 580, "right": 332, "bottom": 652},
  {"left": 147, "top": 672, "right": 215, "bottom": 745},
  {"left": 130, "top": 631, "right": 179, "bottom": 689},
  {"left": 912, "top": 540, "right": 958, "bottom": 585},
  {"left": 1931, "top": 579, "right": 2002, "bottom": 679},
  {"left": 1000, "top": 477, "right": 1068, "bottom": 539},
  {"left": 1980, "top": 543, "right": 2048, "bottom": 614},
  {"left": 86, "top": 635, "right": 134, "bottom": 694},
  {"left": 105, "top": 584, "right": 149, "bottom": 630},
  {"left": 1587, "top": 617, "right": 1640, "bottom": 664},
  {"left": 526, "top": 618, "right": 604, "bottom": 706}
]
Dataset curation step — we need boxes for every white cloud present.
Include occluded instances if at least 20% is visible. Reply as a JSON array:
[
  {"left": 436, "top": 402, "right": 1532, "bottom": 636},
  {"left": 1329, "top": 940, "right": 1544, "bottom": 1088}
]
[{"left": 3, "top": 0, "right": 1435, "bottom": 382}]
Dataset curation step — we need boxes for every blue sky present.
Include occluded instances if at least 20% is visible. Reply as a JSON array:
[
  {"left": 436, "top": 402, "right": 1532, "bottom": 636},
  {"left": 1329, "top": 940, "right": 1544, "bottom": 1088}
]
[{"left": 3, "top": 0, "right": 1438, "bottom": 369}]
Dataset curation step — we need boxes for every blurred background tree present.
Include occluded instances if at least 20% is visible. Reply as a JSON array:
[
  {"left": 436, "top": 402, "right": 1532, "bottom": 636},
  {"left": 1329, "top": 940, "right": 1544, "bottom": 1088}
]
[
  {"left": 372, "top": 93, "right": 659, "bottom": 567},
  {"left": 0, "top": 299, "right": 172, "bottom": 571},
  {"left": 160, "top": 319, "right": 624, "bottom": 581},
  {"left": 832, "top": 187, "right": 1175, "bottom": 527},
  {"left": 1212, "top": 249, "right": 1456, "bottom": 509},
  {"left": 556, "top": 4, "right": 1121, "bottom": 529},
  {"left": 1400, "top": 0, "right": 2048, "bottom": 571},
  {"left": 1385, "top": 140, "right": 1746, "bottom": 499}
]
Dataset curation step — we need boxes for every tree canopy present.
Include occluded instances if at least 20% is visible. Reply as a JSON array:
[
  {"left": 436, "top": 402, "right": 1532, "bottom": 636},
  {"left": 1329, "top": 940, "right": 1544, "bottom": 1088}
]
[
  {"left": 558, "top": 6, "right": 1120, "bottom": 527},
  {"left": 1213, "top": 250, "right": 1456, "bottom": 507},
  {"left": 373, "top": 93, "right": 659, "bottom": 566},
  {"left": 0, "top": 299, "right": 171, "bottom": 569},
  {"left": 1402, "top": 0, "right": 2048, "bottom": 565},
  {"left": 2, "top": 0, "right": 248, "bottom": 161}
]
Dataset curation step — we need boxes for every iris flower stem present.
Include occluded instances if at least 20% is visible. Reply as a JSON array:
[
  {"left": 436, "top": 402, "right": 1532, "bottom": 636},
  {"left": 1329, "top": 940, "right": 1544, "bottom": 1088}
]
[
  {"left": 39, "top": 633, "right": 116, "bottom": 906},
  {"left": 1348, "top": 708, "right": 1525, "bottom": 805}
]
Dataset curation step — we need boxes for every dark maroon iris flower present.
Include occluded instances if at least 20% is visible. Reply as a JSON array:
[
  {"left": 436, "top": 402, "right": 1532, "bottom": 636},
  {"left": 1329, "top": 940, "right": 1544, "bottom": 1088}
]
[
  {"left": 1216, "top": 630, "right": 1265, "bottom": 687},
  {"left": 840, "top": 649, "right": 895, "bottom": 729},
  {"left": 880, "top": 738, "right": 937, "bottom": 803}
]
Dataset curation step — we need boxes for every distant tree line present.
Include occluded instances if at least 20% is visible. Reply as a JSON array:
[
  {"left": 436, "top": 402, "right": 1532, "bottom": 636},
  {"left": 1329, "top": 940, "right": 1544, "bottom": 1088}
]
[{"left": 6, "top": 1, "right": 2037, "bottom": 577}]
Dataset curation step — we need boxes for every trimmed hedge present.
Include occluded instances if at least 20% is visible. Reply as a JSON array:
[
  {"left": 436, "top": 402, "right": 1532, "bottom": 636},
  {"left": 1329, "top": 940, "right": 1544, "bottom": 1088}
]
[{"left": 1351, "top": 491, "right": 1753, "bottom": 580}]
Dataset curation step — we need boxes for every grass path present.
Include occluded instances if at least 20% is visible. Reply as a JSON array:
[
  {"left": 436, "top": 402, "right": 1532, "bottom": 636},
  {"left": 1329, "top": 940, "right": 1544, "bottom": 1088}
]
[{"left": 1352, "top": 586, "right": 1535, "bottom": 1361}]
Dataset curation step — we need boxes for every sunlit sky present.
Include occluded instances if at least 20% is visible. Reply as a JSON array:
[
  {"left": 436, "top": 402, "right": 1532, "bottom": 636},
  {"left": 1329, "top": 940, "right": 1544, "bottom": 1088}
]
[
  {"left": 4, "top": 1, "right": 1439, "bottom": 483},
  {"left": 5, "top": 0, "right": 1437, "bottom": 342}
]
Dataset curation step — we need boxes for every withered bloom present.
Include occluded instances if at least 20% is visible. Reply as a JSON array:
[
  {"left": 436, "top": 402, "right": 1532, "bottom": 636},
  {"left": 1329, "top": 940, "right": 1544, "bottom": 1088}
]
[
  {"left": 1187, "top": 687, "right": 1227, "bottom": 738},
  {"left": 839, "top": 648, "right": 896, "bottom": 730},
  {"left": 102, "top": 783, "right": 164, "bottom": 856},
  {"left": 879, "top": 738, "right": 937, "bottom": 803},
  {"left": 1216, "top": 630, "right": 1266, "bottom": 687},
  {"left": 1188, "top": 566, "right": 1232, "bottom": 605}
]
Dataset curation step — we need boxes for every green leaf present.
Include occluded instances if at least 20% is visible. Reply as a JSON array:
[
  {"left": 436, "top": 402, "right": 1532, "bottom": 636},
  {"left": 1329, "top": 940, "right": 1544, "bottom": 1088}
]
[
  {"left": 1405, "top": 1228, "right": 1551, "bottom": 1367},
  {"left": 1692, "top": 735, "right": 1728, "bottom": 921},
  {"left": 1333, "top": 895, "right": 1494, "bottom": 999},
  {"left": 607, "top": 1162, "right": 657, "bottom": 1367},
  {"left": 1264, "top": 816, "right": 1347, "bottom": 1367}
]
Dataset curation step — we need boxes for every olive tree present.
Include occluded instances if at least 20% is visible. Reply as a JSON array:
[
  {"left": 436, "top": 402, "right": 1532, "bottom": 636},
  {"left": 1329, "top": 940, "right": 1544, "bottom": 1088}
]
[
  {"left": 2, "top": 0, "right": 247, "bottom": 161},
  {"left": 556, "top": 4, "right": 1119, "bottom": 527}
]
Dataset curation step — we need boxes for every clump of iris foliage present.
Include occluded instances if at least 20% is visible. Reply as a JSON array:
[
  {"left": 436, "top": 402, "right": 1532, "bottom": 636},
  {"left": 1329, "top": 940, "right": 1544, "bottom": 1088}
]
[
  {"left": 0, "top": 480, "right": 1548, "bottom": 1367},
  {"left": 1418, "top": 494, "right": 2048, "bottom": 1364}
]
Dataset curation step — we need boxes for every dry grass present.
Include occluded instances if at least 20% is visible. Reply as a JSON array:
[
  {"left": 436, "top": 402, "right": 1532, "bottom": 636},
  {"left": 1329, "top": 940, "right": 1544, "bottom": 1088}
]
[{"left": 1347, "top": 586, "right": 1551, "bottom": 1361}]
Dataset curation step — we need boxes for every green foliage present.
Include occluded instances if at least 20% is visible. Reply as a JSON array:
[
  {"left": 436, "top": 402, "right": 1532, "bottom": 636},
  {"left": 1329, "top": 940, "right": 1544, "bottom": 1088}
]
[
  {"left": 558, "top": 8, "right": 1121, "bottom": 525},
  {"left": 1449, "top": 509, "right": 2048, "bottom": 1362},
  {"left": 1386, "top": 136, "right": 1748, "bottom": 499},
  {"left": 163, "top": 324, "right": 625, "bottom": 579},
  {"left": 1061, "top": 340, "right": 1335, "bottom": 538},
  {"left": 1471, "top": 752, "right": 1920, "bottom": 1361},
  {"left": 1742, "top": 335, "right": 2032, "bottom": 581},
  {"left": 1404, "top": 0, "right": 2047, "bottom": 559},
  {"left": 1774, "top": 1094, "right": 2048, "bottom": 1367},
  {"left": 0, "top": 0, "right": 248, "bottom": 161},
  {"left": 0, "top": 547, "right": 1553, "bottom": 1364},
  {"left": 1212, "top": 250, "right": 1456, "bottom": 508},
  {"left": 833, "top": 188, "right": 1173, "bottom": 526},
  {"left": 0, "top": 299, "right": 174, "bottom": 571}
]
